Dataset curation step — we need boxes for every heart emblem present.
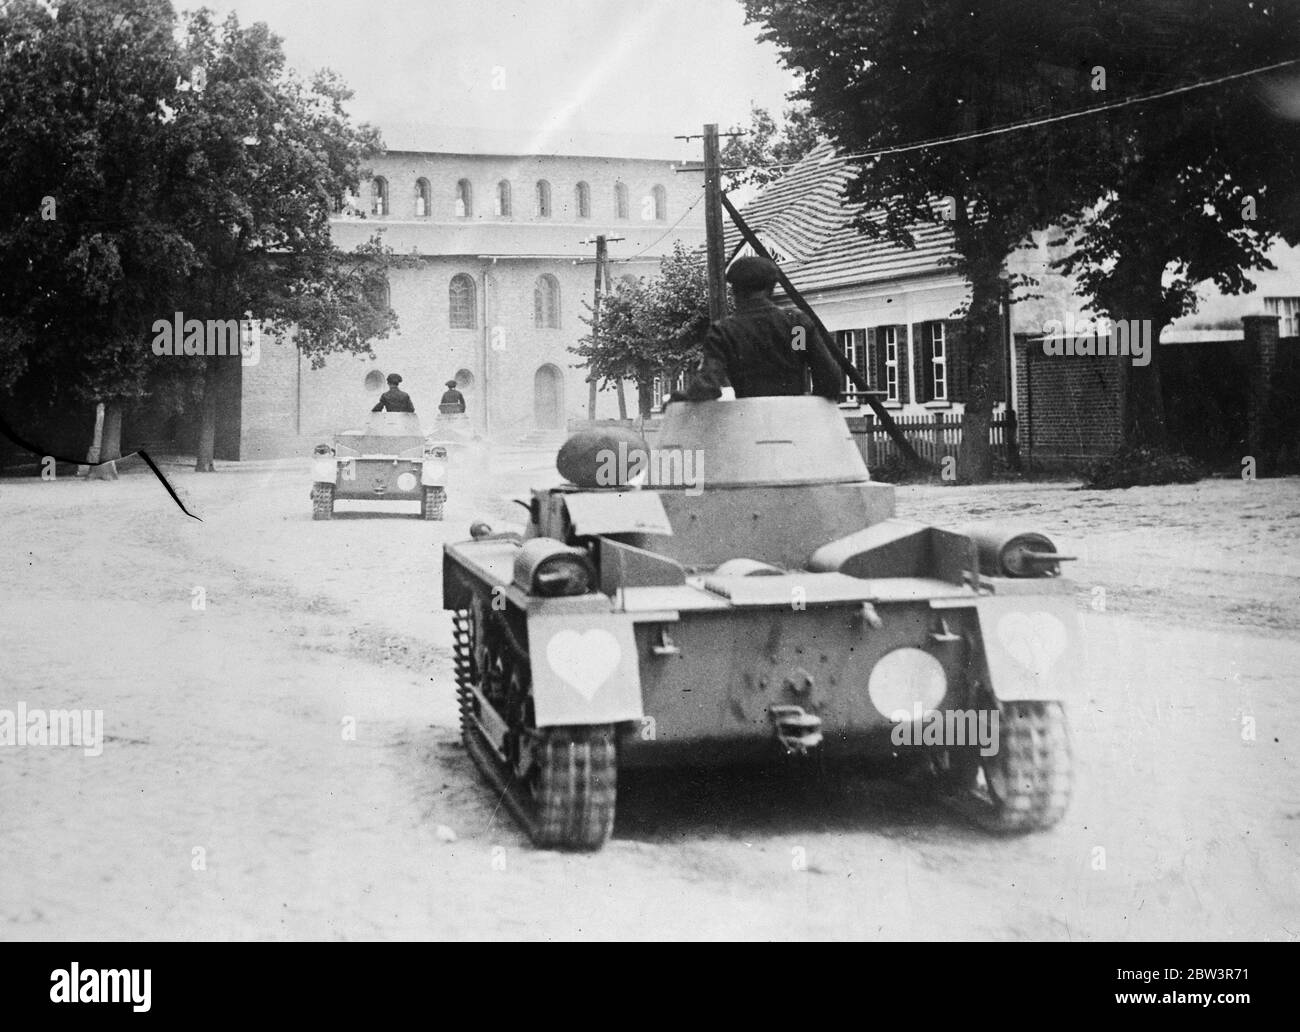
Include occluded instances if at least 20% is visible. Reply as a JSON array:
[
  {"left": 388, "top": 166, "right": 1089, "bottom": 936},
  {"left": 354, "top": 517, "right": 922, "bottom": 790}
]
[
  {"left": 996, "top": 611, "right": 1068, "bottom": 679},
  {"left": 546, "top": 629, "right": 622, "bottom": 701}
]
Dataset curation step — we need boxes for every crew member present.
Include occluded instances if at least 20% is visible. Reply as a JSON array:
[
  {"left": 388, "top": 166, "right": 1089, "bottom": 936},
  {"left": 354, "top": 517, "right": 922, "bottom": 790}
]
[
  {"left": 439, "top": 379, "right": 466, "bottom": 414},
  {"left": 372, "top": 373, "right": 415, "bottom": 412},
  {"left": 676, "top": 256, "right": 841, "bottom": 402}
]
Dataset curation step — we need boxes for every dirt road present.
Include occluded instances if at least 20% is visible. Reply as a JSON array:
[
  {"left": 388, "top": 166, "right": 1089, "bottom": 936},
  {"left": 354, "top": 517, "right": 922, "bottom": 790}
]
[{"left": 1, "top": 454, "right": 1296, "bottom": 940}]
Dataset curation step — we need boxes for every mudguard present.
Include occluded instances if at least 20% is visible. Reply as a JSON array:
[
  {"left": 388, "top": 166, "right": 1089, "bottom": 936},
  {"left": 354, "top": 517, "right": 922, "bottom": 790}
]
[
  {"left": 312, "top": 458, "right": 338, "bottom": 483},
  {"left": 421, "top": 458, "right": 447, "bottom": 486},
  {"left": 973, "top": 594, "right": 1081, "bottom": 702},
  {"left": 525, "top": 608, "right": 644, "bottom": 726}
]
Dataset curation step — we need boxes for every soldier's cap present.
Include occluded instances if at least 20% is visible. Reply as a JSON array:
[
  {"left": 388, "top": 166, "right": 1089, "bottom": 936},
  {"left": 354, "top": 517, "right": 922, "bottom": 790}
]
[
  {"left": 387, "top": 373, "right": 402, "bottom": 385},
  {"left": 445, "top": 380, "right": 458, "bottom": 388},
  {"left": 726, "top": 255, "right": 780, "bottom": 292}
]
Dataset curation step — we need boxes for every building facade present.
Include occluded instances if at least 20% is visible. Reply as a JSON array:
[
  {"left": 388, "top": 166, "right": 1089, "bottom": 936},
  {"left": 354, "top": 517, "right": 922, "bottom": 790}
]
[{"left": 240, "top": 129, "right": 704, "bottom": 458}]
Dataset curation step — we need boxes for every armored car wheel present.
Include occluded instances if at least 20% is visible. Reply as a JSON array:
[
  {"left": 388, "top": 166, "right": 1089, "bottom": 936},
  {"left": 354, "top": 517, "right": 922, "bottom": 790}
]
[
  {"left": 931, "top": 700, "right": 1072, "bottom": 834},
  {"left": 421, "top": 486, "right": 445, "bottom": 521},
  {"left": 312, "top": 482, "right": 335, "bottom": 520}
]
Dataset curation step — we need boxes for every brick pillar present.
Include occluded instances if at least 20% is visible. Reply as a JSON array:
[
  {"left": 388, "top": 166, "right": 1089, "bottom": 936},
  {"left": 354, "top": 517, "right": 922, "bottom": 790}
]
[{"left": 1243, "top": 314, "right": 1280, "bottom": 470}]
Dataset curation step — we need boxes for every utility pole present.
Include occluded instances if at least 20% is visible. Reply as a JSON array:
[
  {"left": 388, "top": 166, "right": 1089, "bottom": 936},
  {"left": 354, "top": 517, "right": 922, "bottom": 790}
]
[
  {"left": 582, "top": 233, "right": 624, "bottom": 422},
  {"left": 702, "top": 123, "right": 728, "bottom": 323}
]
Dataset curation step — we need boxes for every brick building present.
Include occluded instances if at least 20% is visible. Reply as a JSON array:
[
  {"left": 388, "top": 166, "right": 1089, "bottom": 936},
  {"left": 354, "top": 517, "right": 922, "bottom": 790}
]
[{"left": 239, "top": 127, "right": 704, "bottom": 458}]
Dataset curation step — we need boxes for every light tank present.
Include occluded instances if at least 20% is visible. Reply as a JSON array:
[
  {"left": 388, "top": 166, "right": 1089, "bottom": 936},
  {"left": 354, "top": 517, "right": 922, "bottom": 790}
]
[
  {"left": 442, "top": 396, "right": 1079, "bottom": 849},
  {"left": 311, "top": 411, "right": 451, "bottom": 520}
]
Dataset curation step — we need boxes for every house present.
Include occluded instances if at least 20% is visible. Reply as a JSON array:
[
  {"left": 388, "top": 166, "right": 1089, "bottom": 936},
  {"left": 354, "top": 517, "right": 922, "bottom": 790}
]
[
  {"left": 690, "top": 141, "right": 1296, "bottom": 470},
  {"left": 233, "top": 126, "right": 705, "bottom": 458}
]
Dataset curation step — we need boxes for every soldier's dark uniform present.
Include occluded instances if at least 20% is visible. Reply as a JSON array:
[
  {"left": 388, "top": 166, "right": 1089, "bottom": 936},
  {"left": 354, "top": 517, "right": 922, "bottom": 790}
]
[
  {"left": 681, "top": 257, "right": 842, "bottom": 402},
  {"left": 439, "top": 381, "right": 466, "bottom": 413},
  {"left": 373, "top": 374, "right": 415, "bottom": 412}
]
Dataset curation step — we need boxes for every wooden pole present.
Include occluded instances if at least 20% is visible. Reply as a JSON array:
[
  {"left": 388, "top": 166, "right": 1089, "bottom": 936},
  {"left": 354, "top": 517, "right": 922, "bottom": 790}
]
[
  {"left": 703, "top": 124, "right": 728, "bottom": 323},
  {"left": 587, "top": 235, "right": 605, "bottom": 421}
]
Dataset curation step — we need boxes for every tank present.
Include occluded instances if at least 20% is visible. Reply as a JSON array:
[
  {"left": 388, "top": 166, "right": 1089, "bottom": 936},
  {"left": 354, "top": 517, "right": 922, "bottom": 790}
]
[
  {"left": 311, "top": 411, "right": 450, "bottom": 520},
  {"left": 442, "top": 396, "right": 1079, "bottom": 849}
]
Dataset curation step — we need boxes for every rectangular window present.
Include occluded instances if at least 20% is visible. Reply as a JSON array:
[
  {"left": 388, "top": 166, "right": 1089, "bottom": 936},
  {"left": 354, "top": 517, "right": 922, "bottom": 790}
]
[
  {"left": 930, "top": 322, "right": 947, "bottom": 401},
  {"left": 836, "top": 329, "right": 866, "bottom": 400},
  {"left": 882, "top": 325, "right": 899, "bottom": 402},
  {"left": 1266, "top": 297, "right": 1300, "bottom": 336}
]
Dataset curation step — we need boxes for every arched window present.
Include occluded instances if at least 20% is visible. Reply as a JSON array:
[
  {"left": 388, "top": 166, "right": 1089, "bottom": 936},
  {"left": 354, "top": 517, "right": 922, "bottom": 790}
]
[
  {"left": 575, "top": 181, "right": 590, "bottom": 218},
  {"left": 415, "top": 178, "right": 431, "bottom": 218},
  {"left": 371, "top": 177, "right": 389, "bottom": 216},
  {"left": 449, "top": 274, "right": 476, "bottom": 329},
  {"left": 651, "top": 184, "right": 667, "bottom": 221},
  {"left": 536, "top": 180, "right": 551, "bottom": 218},
  {"left": 496, "top": 179, "right": 512, "bottom": 217},
  {"left": 455, "top": 178, "right": 473, "bottom": 218},
  {"left": 534, "top": 274, "right": 560, "bottom": 328},
  {"left": 614, "top": 182, "right": 629, "bottom": 220}
]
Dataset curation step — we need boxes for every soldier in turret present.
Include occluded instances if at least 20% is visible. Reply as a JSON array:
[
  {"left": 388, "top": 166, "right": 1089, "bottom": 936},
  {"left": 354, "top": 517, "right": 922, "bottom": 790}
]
[{"left": 675, "top": 256, "right": 841, "bottom": 402}]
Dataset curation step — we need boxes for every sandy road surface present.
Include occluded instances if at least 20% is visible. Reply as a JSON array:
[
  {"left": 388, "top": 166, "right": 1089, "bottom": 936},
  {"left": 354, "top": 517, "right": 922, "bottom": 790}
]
[{"left": 1, "top": 453, "right": 1297, "bottom": 940}]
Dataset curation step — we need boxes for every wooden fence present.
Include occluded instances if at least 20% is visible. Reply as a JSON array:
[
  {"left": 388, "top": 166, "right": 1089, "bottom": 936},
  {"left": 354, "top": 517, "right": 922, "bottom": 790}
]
[{"left": 844, "top": 411, "right": 1017, "bottom": 467}]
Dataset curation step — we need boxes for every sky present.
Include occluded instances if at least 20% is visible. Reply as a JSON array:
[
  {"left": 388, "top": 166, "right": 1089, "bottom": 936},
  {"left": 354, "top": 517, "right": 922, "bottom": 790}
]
[{"left": 213, "top": 0, "right": 799, "bottom": 148}]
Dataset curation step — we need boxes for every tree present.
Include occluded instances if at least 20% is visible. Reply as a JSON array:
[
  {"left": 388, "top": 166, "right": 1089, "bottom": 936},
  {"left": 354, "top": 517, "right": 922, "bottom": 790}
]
[
  {"left": 0, "top": 0, "right": 396, "bottom": 474},
  {"left": 721, "top": 101, "right": 823, "bottom": 189},
  {"left": 571, "top": 243, "right": 714, "bottom": 419},
  {"left": 742, "top": 0, "right": 1117, "bottom": 481},
  {"left": 0, "top": 0, "right": 200, "bottom": 473},
  {"left": 1050, "top": 0, "right": 1300, "bottom": 449},
  {"left": 168, "top": 9, "right": 395, "bottom": 470}
]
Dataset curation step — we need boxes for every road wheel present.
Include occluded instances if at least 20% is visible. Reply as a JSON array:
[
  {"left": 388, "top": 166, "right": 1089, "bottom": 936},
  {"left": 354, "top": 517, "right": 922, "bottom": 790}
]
[
  {"left": 528, "top": 724, "right": 618, "bottom": 850},
  {"left": 458, "top": 605, "right": 617, "bottom": 851},
  {"left": 931, "top": 700, "right": 1072, "bottom": 834},
  {"left": 311, "top": 483, "right": 334, "bottom": 520},
  {"left": 421, "top": 485, "right": 445, "bottom": 521}
]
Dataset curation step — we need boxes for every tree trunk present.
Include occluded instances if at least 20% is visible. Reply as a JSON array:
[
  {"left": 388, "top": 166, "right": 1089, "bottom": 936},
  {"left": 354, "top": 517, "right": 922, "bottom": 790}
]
[
  {"left": 89, "top": 401, "right": 122, "bottom": 481},
  {"left": 195, "top": 356, "right": 218, "bottom": 472},
  {"left": 79, "top": 401, "right": 105, "bottom": 476},
  {"left": 1121, "top": 325, "right": 1166, "bottom": 448},
  {"left": 615, "top": 379, "right": 628, "bottom": 421},
  {"left": 587, "top": 376, "right": 597, "bottom": 421},
  {"left": 1100, "top": 257, "right": 1168, "bottom": 449},
  {"left": 956, "top": 259, "right": 1004, "bottom": 483},
  {"left": 637, "top": 375, "right": 655, "bottom": 420}
]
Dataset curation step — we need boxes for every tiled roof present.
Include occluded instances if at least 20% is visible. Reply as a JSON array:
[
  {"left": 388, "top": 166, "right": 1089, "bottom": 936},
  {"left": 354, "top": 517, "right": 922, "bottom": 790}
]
[{"left": 724, "top": 142, "right": 958, "bottom": 293}]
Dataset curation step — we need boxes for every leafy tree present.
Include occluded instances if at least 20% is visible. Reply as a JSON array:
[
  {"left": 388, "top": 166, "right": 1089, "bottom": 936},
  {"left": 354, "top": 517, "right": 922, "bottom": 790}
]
[
  {"left": 167, "top": 8, "right": 395, "bottom": 470},
  {"left": 744, "top": 0, "right": 1300, "bottom": 470},
  {"left": 0, "top": 0, "right": 198, "bottom": 469},
  {"left": 742, "top": 0, "right": 1115, "bottom": 480},
  {"left": 1050, "top": 0, "right": 1300, "bottom": 450},
  {"left": 571, "top": 243, "right": 715, "bottom": 418},
  {"left": 0, "top": 0, "right": 397, "bottom": 474},
  {"left": 721, "top": 101, "right": 823, "bottom": 188}
]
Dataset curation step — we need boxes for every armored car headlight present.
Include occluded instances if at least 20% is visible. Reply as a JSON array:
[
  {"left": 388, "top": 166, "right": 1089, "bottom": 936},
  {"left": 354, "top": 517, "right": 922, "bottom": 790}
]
[
  {"left": 868, "top": 647, "right": 948, "bottom": 721},
  {"left": 513, "top": 538, "right": 595, "bottom": 597}
]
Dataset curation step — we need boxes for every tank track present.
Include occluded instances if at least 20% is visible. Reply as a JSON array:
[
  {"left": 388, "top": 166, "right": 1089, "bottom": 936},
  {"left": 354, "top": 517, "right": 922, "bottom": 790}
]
[
  {"left": 311, "top": 482, "right": 334, "bottom": 520},
  {"left": 934, "top": 700, "right": 1072, "bottom": 833},
  {"left": 451, "top": 607, "right": 616, "bottom": 850},
  {"left": 422, "top": 486, "right": 446, "bottom": 521}
]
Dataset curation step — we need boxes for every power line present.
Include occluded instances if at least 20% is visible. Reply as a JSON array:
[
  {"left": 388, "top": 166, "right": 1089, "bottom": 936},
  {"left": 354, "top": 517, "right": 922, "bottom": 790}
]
[
  {"left": 605, "top": 189, "right": 706, "bottom": 264},
  {"left": 711, "top": 55, "right": 1300, "bottom": 173}
]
